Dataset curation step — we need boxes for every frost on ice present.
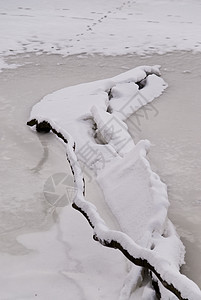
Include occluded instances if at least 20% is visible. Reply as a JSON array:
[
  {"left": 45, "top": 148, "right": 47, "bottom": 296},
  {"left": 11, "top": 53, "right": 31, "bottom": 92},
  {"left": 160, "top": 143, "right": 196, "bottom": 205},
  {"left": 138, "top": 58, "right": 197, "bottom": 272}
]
[{"left": 27, "top": 66, "right": 201, "bottom": 299}]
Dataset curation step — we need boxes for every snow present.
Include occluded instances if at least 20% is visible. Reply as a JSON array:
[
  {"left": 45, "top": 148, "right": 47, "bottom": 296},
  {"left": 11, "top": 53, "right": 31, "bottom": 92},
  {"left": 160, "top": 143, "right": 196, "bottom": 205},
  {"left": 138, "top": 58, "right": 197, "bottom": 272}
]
[
  {"left": 1, "top": 0, "right": 201, "bottom": 298},
  {"left": 28, "top": 65, "right": 166, "bottom": 156},
  {"left": 91, "top": 106, "right": 134, "bottom": 155},
  {"left": 98, "top": 140, "right": 165, "bottom": 244},
  {"left": 26, "top": 66, "right": 201, "bottom": 299},
  {"left": 1, "top": 0, "right": 201, "bottom": 71}
]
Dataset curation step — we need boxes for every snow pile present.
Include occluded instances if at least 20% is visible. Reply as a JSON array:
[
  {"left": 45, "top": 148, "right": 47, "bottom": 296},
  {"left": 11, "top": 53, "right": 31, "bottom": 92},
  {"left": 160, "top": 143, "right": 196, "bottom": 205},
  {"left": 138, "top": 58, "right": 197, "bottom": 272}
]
[{"left": 27, "top": 66, "right": 201, "bottom": 299}]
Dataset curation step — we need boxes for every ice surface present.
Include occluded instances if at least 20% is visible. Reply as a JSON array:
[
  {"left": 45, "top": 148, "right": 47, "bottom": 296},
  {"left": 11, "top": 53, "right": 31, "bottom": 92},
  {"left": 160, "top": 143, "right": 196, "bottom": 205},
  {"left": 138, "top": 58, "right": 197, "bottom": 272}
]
[{"left": 1, "top": 52, "right": 201, "bottom": 299}]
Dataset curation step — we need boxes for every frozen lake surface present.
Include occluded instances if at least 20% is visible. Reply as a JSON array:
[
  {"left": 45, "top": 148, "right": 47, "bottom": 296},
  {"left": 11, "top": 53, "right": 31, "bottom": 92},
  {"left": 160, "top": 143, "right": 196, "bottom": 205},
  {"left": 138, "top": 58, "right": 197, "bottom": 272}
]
[
  {"left": 126, "top": 52, "right": 201, "bottom": 288},
  {"left": 0, "top": 52, "right": 201, "bottom": 292}
]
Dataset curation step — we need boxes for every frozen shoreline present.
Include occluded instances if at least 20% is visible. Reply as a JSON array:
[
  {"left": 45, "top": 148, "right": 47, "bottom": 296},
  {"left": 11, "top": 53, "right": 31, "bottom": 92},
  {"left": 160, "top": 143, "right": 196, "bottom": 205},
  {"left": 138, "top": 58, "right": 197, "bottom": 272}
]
[
  {"left": 0, "top": 52, "right": 201, "bottom": 298},
  {"left": 1, "top": 0, "right": 201, "bottom": 72}
]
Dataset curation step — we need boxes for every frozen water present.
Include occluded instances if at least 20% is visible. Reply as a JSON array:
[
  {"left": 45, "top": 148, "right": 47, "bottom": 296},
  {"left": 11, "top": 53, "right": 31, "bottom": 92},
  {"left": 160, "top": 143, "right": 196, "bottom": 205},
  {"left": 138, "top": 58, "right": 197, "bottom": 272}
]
[
  {"left": 127, "top": 52, "right": 201, "bottom": 288},
  {"left": 0, "top": 52, "right": 201, "bottom": 296}
]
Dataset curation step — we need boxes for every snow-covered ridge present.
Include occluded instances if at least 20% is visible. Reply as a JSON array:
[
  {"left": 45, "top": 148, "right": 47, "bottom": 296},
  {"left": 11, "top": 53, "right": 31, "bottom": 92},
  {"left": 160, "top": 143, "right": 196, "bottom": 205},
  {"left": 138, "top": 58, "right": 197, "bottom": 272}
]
[{"left": 27, "top": 66, "right": 201, "bottom": 299}]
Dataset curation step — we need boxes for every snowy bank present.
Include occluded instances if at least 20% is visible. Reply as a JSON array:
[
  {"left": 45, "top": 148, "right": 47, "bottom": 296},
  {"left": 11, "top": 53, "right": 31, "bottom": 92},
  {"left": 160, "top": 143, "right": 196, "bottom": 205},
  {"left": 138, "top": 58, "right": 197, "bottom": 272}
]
[
  {"left": 27, "top": 66, "right": 201, "bottom": 299},
  {"left": 1, "top": 0, "right": 201, "bottom": 71}
]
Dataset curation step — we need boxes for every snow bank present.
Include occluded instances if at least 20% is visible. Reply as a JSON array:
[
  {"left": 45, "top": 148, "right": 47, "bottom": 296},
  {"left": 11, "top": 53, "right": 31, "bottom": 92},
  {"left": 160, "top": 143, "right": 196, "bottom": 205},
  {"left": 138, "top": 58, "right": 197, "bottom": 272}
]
[{"left": 1, "top": 0, "right": 201, "bottom": 71}]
